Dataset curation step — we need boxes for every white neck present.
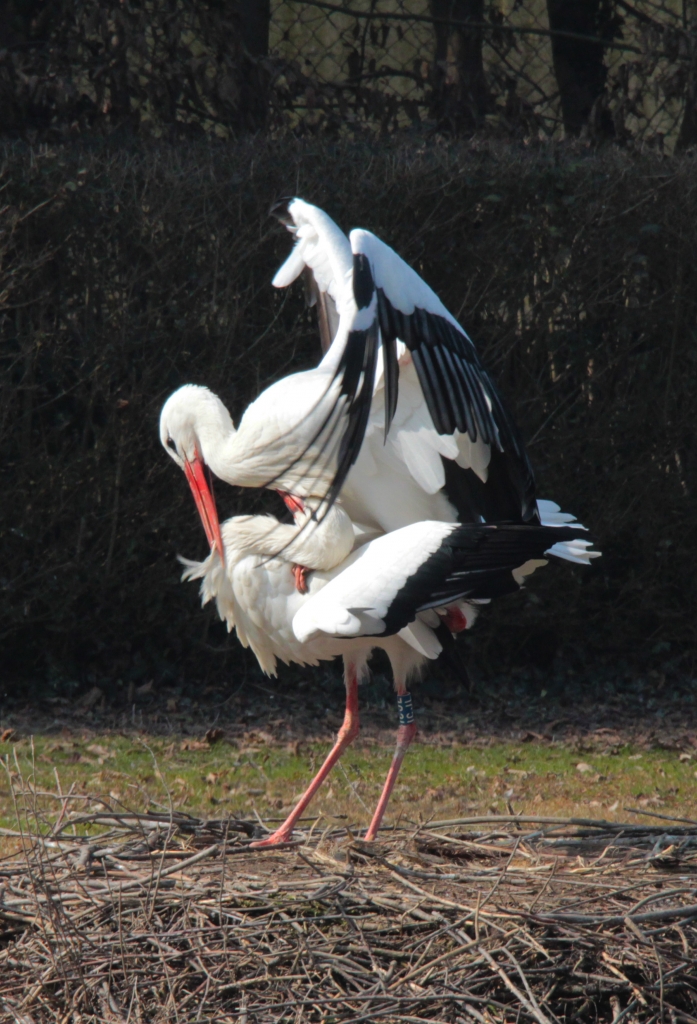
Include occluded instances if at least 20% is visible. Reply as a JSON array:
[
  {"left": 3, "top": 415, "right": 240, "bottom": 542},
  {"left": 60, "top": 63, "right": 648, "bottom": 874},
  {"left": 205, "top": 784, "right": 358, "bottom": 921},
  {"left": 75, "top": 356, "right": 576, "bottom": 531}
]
[
  {"left": 192, "top": 401, "right": 240, "bottom": 484},
  {"left": 193, "top": 378, "right": 342, "bottom": 492}
]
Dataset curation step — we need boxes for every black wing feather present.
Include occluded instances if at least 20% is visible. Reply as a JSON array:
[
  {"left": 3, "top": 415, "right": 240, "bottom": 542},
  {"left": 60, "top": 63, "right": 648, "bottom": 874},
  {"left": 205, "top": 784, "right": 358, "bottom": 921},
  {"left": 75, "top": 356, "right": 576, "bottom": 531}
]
[
  {"left": 326, "top": 321, "right": 380, "bottom": 507},
  {"left": 438, "top": 344, "right": 476, "bottom": 438},
  {"left": 374, "top": 289, "right": 537, "bottom": 520},
  {"left": 461, "top": 361, "right": 496, "bottom": 444},
  {"left": 410, "top": 348, "right": 443, "bottom": 431},
  {"left": 414, "top": 345, "right": 447, "bottom": 425},
  {"left": 432, "top": 343, "right": 472, "bottom": 441}
]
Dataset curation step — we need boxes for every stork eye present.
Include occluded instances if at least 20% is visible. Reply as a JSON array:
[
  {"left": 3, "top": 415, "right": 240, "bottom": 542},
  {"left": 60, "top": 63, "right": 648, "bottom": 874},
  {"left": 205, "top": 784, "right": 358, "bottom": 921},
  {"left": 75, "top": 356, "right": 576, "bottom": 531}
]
[{"left": 167, "top": 437, "right": 177, "bottom": 453}]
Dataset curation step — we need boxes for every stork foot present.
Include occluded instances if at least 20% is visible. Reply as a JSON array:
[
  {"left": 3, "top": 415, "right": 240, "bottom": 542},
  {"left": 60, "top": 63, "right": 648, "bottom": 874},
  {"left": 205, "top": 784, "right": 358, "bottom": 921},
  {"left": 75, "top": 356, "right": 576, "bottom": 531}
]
[
  {"left": 250, "top": 829, "right": 294, "bottom": 848},
  {"left": 278, "top": 491, "right": 305, "bottom": 515},
  {"left": 292, "top": 564, "right": 309, "bottom": 593}
]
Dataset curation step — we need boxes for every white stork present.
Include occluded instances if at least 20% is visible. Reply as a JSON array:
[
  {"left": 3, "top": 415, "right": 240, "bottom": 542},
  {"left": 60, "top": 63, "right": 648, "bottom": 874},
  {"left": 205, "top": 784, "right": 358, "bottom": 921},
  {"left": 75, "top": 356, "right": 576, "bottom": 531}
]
[{"left": 176, "top": 486, "right": 596, "bottom": 846}]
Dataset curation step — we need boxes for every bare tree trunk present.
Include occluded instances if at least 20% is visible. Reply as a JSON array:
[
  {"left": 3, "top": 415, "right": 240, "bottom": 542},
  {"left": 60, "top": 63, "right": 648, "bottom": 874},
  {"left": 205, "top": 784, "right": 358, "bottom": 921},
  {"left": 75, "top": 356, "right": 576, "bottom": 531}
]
[
  {"left": 676, "top": 26, "right": 697, "bottom": 151},
  {"left": 430, "top": 0, "right": 489, "bottom": 133},
  {"left": 240, "top": 0, "right": 271, "bottom": 58},
  {"left": 546, "top": 0, "right": 613, "bottom": 136},
  {"left": 237, "top": 0, "right": 270, "bottom": 131},
  {"left": 106, "top": 12, "right": 134, "bottom": 128}
]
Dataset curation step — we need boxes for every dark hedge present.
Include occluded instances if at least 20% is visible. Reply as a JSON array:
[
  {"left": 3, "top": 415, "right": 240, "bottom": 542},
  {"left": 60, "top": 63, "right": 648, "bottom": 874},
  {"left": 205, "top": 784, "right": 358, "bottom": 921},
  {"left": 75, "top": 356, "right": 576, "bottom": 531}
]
[{"left": 2, "top": 138, "right": 696, "bottom": 697}]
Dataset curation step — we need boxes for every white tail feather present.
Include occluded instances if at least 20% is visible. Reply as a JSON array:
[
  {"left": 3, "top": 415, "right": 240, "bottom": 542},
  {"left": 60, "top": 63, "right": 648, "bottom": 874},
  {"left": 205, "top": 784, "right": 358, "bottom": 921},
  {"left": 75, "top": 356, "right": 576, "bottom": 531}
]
[
  {"left": 178, "top": 553, "right": 235, "bottom": 628},
  {"left": 537, "top": 498, "right": 587, "bottom": 529},
  {"left": 545, "top": 539, "right": 601, "bottom": 565},
  {"left": 399, "top": 620, "right": 442, "bottom": 659},
  {"left": 536, "top": 500, "right": 601, "bottom": 563}
]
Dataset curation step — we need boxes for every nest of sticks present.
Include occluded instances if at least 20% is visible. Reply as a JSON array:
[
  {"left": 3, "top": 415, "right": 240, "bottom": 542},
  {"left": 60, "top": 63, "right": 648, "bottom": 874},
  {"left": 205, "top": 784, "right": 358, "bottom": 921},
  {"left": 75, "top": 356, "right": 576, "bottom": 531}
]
[{"left": 2, "top": 784, "right": 697, "bottom": 1023}]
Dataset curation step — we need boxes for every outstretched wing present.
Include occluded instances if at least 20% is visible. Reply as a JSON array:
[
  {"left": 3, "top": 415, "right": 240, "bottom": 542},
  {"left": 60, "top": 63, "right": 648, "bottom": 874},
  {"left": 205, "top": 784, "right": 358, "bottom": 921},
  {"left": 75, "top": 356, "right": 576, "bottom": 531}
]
[
  {"left": 293, "top": 520, "right": 597, "bottom": 643},
  {"left": 345, "top": 230, "right": 538, "bottom": 523},
  {"left": 271, "top": 200, "right": 537, "bottom": 525}
]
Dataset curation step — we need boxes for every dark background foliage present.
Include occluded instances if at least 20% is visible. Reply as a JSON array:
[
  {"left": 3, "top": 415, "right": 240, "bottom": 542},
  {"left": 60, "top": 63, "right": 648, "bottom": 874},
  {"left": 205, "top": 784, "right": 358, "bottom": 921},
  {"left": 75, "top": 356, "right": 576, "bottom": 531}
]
[
  {"left": 2, "top": 0, "right": 697, "bottom": 148},
  {"left": 1, "top": 138, "right": 696, "bottom": 698}
]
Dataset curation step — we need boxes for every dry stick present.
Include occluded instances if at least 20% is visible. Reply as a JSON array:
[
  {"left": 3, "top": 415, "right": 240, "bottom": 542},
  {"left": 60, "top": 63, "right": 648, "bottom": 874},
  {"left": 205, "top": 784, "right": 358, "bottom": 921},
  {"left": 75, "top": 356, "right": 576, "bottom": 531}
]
[
  {"left": 6, "top": 807, "right": 697, "bottom": 1021},
  {"left": 40, "top": 828, "right": 101, "bottom": 1006},
  {"left": 217, "top": 817, "right": 230, "bottom": 970},
  {"left": 459, "top": 1006, "right": 489, "bottom": 1024},
  {"left": 336, "top": 758, "right": 371, "bottom": 815},
  {"left": 84, "top": 843, "right": 223, "bottom": 894},
  {"left": 392, "top": 938, "right": 479, "bottom": 989},
  {"left": 672, "top": 925, "right": 691, "bottom": 957},
  {"left": 527, "top": 855, "right": 559, "bottom": 914},
  {"left": 503, "top": 946, "right": 562, "bottom": 1024},
  {"left": 611, "top": 999, "right": 639, "bottom": 1024},
  {"left": 339, "top": 1010, "right": 454, "bottom": 1024},
  {"left": 242, "top": 993, "right": 495, "bottom": 1014},
  {"left": 540, "top": 879, "right": 660, "bottom": 914},
  {"left": 138, "top": 740, "right": 175, "bottom": 923},
  {"left": 384, "top": 871, "right": 485, "bottom": 918},
  {"left": 155, "top": 933, "right": 181, "bottom": 1024},
  {"left": 510, "top": 926, "right": 553, "bottom": 964},
  {"left": 8, "top": 755, "right": 77, "bottom": 1002},
  {"left": 624, "top": 807, "right": 697, "bottom": 827},
  {"left": 650, "top": 937, "right": 665, "bottom": 1021},
  {"left": 337, "top": 904, "right": 387, "bottom": 993},
  {"left": 479, "top": 947, "right": 553, "bottom": 1024},
  {"left": 49, "top": 769, "right": 77, "bottom": 838},
  {"left": 534, "top": 903, "right": 697, "bottom": 927}
]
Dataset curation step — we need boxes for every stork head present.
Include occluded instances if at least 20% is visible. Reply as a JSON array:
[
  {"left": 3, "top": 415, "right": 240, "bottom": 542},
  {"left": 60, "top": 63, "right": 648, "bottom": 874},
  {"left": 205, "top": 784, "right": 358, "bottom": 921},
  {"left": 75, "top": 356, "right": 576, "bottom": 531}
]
[
  {"left": 159, "top": 385, "right": 234, "bottom": 467},
  {"left": 160, "top": 385, "right": 229, "bottom": 564}
]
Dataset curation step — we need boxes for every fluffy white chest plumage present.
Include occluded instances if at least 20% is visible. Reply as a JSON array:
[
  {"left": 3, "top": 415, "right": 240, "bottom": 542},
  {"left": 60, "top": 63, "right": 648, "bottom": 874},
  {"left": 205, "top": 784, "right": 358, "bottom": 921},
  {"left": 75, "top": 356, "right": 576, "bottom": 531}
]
[
  {"left": 220, "top": 553, "right": 347, "bottom": 673},
  {"left": 180, "top": 523, "right": 405, "bottom": 678}
]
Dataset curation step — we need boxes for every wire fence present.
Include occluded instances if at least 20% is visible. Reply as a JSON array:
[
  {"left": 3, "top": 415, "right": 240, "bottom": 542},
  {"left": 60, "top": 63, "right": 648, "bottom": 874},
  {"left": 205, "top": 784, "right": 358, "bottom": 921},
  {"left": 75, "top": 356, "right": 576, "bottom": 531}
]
[
  {"left": 267, "top": 0, "right": 695, "bottom": 148},
  {"left": 0, "top": 0, "right": 694, "bottom": 148}
]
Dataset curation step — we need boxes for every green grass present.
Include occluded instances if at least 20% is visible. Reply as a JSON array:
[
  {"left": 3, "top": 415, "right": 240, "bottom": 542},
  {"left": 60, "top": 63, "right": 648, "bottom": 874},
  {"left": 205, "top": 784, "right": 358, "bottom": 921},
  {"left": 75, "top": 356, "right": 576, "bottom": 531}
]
[{"left": 2, "top": 732, "right": 696, "bottom": 852}]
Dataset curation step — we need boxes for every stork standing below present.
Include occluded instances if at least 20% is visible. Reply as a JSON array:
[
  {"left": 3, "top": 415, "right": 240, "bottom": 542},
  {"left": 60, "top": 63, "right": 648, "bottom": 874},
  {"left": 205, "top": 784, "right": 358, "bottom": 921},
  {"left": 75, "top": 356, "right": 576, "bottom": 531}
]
[{"left": 167, "top": 428, "right": 599, "bottom": 845}]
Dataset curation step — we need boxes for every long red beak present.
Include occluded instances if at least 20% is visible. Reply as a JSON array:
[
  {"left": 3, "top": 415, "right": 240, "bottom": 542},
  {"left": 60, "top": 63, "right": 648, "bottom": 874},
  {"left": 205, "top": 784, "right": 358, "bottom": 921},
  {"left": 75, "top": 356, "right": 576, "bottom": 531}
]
[{"left": 183, "top": 454, "right": 225, "bottom": 565}]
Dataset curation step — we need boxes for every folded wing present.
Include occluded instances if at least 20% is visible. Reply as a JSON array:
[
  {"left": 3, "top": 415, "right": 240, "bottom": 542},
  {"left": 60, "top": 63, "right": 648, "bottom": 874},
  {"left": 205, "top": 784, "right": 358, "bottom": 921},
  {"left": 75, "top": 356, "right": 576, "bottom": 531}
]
[{"left": 293, "top": 520, "right": 597, "bottom": 644}]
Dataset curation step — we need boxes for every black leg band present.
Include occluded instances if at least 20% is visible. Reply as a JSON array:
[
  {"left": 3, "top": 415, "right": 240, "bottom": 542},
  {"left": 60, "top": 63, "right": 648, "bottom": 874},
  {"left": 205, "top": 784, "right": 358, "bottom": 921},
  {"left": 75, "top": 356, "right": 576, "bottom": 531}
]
[{"left": 397, "top": 692, "right": 414, "bottom": 727}]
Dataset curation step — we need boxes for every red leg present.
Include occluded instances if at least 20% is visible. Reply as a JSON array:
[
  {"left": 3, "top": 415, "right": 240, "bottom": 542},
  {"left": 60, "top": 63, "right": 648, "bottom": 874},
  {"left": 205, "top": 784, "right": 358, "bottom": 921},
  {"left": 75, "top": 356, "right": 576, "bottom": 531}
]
[
  {"left": 364, "top": 688, "right": 416, "bottom": 842},
  {"left": 251, "top": 664, "right": 360, "bottom": 847}
]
